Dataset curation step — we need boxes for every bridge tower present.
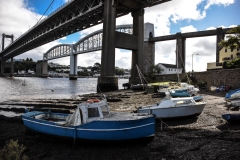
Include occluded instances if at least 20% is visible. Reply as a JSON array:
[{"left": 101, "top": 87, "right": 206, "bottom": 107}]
[
  {"left": 176, "top": 32, "right": 186, "bottom": 73},
  {"left": 143, "top": 23, "right": 155, "bottom": 76},
  {"left": 98, "top": 0, "right": 146, "bottom": 92},
  {"left": 1, "top": 33, "right": 14, "bottom": 76}
]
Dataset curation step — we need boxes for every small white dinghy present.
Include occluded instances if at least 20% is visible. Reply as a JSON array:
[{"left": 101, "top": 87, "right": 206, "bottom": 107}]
[{"left": 137, "top": 92, "right": 206, "bottom": 119}]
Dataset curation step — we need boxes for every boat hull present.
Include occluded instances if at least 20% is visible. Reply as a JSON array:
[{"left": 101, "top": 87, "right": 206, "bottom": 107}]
[
  {"left": 138, "top": 104, "right": 205, "bottom": 119},
  {"left": 225, "top": 88, "right": 240, "bottom": 100},
  {"left": 22, "top": 112, "right": 155, "bottom": 141},
  {"left": 222, "top": 114, "right": 240, "bottom": 123}
]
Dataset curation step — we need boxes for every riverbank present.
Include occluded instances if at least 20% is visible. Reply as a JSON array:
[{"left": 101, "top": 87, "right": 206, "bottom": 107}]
[{"left": 0, "top": 89, "right": 240, "bottom": 160}]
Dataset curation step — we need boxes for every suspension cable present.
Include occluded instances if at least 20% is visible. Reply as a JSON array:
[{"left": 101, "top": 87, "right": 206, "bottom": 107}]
[{"left": 36, "top": 0, "right": 55, "bottom": 25}]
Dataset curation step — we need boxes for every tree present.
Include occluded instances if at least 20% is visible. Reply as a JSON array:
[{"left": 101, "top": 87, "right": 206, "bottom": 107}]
[
  {"left": 147, "top": 64, "right": 163, "bottom": 80},
  {"left": 92, "top": 62, "right": 101, "bottom": 72},
  {"left": 115, "top": 67, "right": 125, "bottom": 76},
  {"left": 219, "top": 26, "right": 240, "bottom": 49}
]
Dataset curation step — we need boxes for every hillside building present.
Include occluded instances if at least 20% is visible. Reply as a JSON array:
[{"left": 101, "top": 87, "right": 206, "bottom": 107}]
[
  {"left": 157, "top": 63, "right": 182, "bottom": 75},
  {"left": 207, "top": 47, "right": 240, "bottom": 70}
]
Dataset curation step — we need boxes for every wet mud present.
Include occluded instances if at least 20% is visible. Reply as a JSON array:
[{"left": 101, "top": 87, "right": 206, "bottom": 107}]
[{"left": 0, "top": 90, "right": 240, "bottom": 160}]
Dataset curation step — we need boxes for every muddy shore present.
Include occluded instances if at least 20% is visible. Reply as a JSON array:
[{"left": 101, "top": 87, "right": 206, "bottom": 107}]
[{"left": 0, "top": 89, "right": 240, "bottom": 160}]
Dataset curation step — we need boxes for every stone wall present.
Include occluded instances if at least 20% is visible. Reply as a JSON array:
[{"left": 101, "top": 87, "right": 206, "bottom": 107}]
[{"left": 155, "top": 68, "right": 240, "bottom": 89}]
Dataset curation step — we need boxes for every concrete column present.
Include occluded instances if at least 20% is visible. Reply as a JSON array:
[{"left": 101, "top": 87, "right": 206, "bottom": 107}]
[
  {"left": 97, "top": 0, "right": 118, "bottom": 92},
  {"left": 130, "top": 8, "right": 144, "bottom": 84},
  {"left": 143, "top": 23, "right": 155, "bottom": 75},
  {"left": 100, "top": 0, "right": 116, "bottom": 76},
  {"left": 216, "top": 27, "right": 224, "bottom": 64},
  {"left": 69, "top": 45, "right": 78, "bottom": 80},
  {"left": 41, "top": 60, "right": 49, "bottom": 78},
  {"left": 0, "top": 57, "right": 4, "bottom": 76},
  {"left": 10, "top": 57, "right": 14, "bottom": 76},
  {"left": 36, "top": 61, "right": 42, "bottom": 76},
  {"left": 176, "top": 33, "right": 186, "bottom": 73}
]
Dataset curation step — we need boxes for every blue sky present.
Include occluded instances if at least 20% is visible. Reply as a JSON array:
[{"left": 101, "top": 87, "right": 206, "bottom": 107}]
[
  {"left": 170, "top": 1, "right": 240, "bottom": 34},
  {"left": 0, "top": 0, "right": 240, "bottom": 71}
]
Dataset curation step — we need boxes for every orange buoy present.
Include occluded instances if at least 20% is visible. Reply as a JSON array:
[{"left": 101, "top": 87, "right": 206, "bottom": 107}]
[{"left": 87, "top": 98, "right": 100, "bottom": 103}]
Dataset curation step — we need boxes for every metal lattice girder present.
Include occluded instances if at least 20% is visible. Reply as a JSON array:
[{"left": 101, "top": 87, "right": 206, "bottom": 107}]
[
  {"left": 44, "top": 24, "right": 133, "bottom": 60},
  {"left": 0, "top": 0, "right": 170, "bottom": 60},
  {"left": 43, "top": 44, "right": 73, "bottom": 60},
  {"left": 74, "top": 24, "right": 133, "bottom": 54}
]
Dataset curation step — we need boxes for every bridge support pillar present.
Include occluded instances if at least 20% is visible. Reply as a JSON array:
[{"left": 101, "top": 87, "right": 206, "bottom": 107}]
[
  {"left": 176, "top": 33, "right": 186, "bottom": 73},
  {"left": 97, "top": 76, "right": 118, "bottom": 92},
  {"left": 143, "top": 23, "right": 155, "bottom": 75},
  {"left": 0, "top": 57, "right": 4, "bottom": 76},
  {"left": 69, "top": 51, "right": 78, "bottom": 80},
  {"left": 129, "top": 8, "right": 144, "bottom": 84},
  {"left": 98, "top": 0, "right": 118, "bottom": 92},
  {"left": 41, "top": 60, "right": 49, "bottom": 78},
  {"left": 216, "top": 28, "right": 225, "bottom": 64},
  {"left": 10, "top": 57, "right": 14, "bottom": 76}
]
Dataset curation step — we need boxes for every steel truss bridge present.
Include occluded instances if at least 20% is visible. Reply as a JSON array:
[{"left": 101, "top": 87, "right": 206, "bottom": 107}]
[
  {"left": 43, "top": 24, "right": 133, "bottom": 60},
  {"left": 0, "top": 0, "right": 170, "bottom": 60},
  {"left": 43, "top": 24, "right": 233, "bottom": 62}
]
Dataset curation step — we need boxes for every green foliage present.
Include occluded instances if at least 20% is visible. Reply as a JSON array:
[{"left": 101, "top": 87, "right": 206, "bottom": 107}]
[
  {"left": 218, "top": 26, "right": 240, "bottom": 50},
  {"left": 146, "top": 64, "right": 163, "bottom": 80},
  {"left": 0, "top": 139, "right": 29, "bottom": 160},
  {"left": 181, "top": 72, "right": 190, "bottom": 83},
  {"left": 78, "top": 71, "right": 92, "bottom": 76},
  {"left": 92, "top": 62, "right": 101, "bottom": 72},
  {"left": 115, "top": 67, "right": 125, "bottom": 76},
  {"left": 223, "top": 58, "right": 240, "bottom": 69}
]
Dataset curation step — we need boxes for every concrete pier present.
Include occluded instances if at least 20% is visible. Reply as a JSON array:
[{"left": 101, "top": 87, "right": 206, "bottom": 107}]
[
  {"left": 98, "top": 0, "right": 117, "bottom": 92},
  {"left": 37, "top": 60, "right": 49, "bottom": 78},
  {"left": 69, "top": 46, "right": 78, "bottom": 80}
]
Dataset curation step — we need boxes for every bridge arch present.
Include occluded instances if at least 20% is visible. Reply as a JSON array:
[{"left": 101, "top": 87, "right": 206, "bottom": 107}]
[
  {"left": 43, "top": 44, "right": 73, "bottom": 60},
  {"left": 74, "top": 24, "right": 133, "bottom": 54},
  {"left": 43, "top": 24, "right": 133, "bottom": 60}
]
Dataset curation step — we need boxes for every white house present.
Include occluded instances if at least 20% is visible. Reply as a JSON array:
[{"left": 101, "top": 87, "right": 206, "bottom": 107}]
[{"left": 157, "top": 63, "right": 182, "bottom": 75}]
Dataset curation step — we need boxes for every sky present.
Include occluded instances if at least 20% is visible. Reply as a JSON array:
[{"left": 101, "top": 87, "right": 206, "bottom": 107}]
[{"left": 0, "top": 0, "right": 240, "bottom": 72}]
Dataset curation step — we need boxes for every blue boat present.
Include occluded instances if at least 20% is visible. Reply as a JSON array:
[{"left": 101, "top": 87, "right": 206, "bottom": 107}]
[
  {"left": 222, "top": 114, "right": 240, "bottom": 123},
  {"left": 22, "top": 96, "right": 155, "bottom": 142},
  {"left": 169, "top": 89, "right": 191, "bottom": 97},
  {"left": 193, "top": 95, "right": 204, "bottom": 102},
  {"left": 225, "top": 88, "right": 240, "bottom": 101}
]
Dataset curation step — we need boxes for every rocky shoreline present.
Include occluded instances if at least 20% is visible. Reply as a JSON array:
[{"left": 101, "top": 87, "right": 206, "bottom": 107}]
[{"left": 0, "top": 89, "right": 240, "bottom": 160}]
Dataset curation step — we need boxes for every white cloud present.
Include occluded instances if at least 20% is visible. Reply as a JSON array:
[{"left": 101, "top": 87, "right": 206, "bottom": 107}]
[
  {"left": 180, "top": 25, "right": 198, "bottom": 33},
  {"left": 60, "top": 37, "right": 67, "bottom": 40},
  {"left": 145, "top": 0, "right": 206, "bottom": 25},
  {"left": 0, "top": 0, "right": 237, "bottom": 73},
  {"left": 204, "top": 0, "right": 235, "bottom": 9},
  {"left": 0, "top": 0, "right": 41, "bottom": 40},
  {"left": 0, "top": 0, "right": 60, "bottom": 62}
]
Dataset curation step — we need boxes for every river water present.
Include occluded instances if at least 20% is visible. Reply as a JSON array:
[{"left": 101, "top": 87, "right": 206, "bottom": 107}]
[{"left": 0, "top": 77, "right": 128, "bottom": 116}]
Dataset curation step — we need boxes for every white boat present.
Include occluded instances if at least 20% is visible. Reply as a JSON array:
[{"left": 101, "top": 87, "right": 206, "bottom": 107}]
[
  {"left": 137, "top": 92, "right": 206, "bottom": 119},
  {"left": 158, "top": 82, "right": 199, "bottom": 96},
  {"left": 225, "top": 88, "right": 240, "bottom": 107},
  {"left": 230, "top": 99, "right": 240, "bottom": 107},
  {"left": 225, "top": 88, "right": 240, "bottom": 101}
]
